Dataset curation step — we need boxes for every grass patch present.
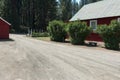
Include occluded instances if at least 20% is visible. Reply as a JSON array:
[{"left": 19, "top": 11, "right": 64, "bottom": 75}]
[
  {"left": 34, "top": 37, "right": 50, "bottom": 41},
  {"left": 32, "top": 32, "right": 49, "bottom": 37}
]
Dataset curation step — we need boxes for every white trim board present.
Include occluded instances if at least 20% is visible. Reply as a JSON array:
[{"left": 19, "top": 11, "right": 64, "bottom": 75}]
[
  {"left": 0, "top": 17, "right": 11, "bottom": 25},
  {"left": 118, "top": 18, "right": 120, "bottom": 22},
  {"left": 90, "top": 20, "right": 97, "bottom": 30}
]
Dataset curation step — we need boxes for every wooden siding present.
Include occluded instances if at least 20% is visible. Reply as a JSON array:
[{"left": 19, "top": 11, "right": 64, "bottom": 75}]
[
  {"left": 0, "top": 19, "right": 10, "bottom": 39},
  {"left": 83, "top": 16, "right": 120, "bottom": 41}
]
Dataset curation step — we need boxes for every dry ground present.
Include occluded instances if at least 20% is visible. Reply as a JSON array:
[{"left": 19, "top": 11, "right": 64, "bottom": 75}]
[{"left": 0, "top": 34, "right": 120, "bottom": 80}]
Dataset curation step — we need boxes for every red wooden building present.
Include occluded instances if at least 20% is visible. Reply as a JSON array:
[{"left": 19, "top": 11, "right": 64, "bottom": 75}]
[
  {"left": 70, "top": 0, "right": 120, "bottom": 41},
  {"left": 0, "top": 17, "right": 11, "bottom": 39}
]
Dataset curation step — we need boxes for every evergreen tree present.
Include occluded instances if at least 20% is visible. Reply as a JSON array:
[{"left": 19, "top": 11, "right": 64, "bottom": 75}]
[
  {"left": 72, "top": 0, "right": 79, "bottom": 16},
  {"left": 1, "top": 0, "right": 102, "bottom": 33},
  {"left": 80, "top": 0, "right": 101, "bottom": 8},
  {"left": 3, "top": 0, "right": 21, "bottom": 32},
  {"left": 0, "top": 0, "right": 4, "bottom": 16},
  {"left": 34, "top": 0, "right": 57, "bottom": 31},
  {"left": 59, "top": 0, "right": 72, "bottom": 21},
  {"left": 2, "top": 0, "right": 57, "bottom": 32}
]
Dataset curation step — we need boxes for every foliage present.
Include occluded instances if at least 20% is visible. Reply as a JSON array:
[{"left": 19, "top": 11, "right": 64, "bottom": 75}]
[
  {"left": 20, "top": 26, "right": 29, "bottom": 33},
  {"left": 0, "top": 0, "right": 4, "bottom": 16},
  {"left": 97, "top": 20, "right": 120, "bottom": 50},
  {"left": 10, "top": 29, "right": 15, "bottom": 33},
  {"left": 67, "top": 21, "right": 91, "bottom": 45},
  {"left": 3, "top": 0, "right": 21, "bottom": 32},
  {"left": 47, "top": 20, "right": 66, "bottom": 42},
  {"left": 1, "top": 0, "right": 57, "bottom": 32},
  {"left": 80, "top": 0, "right": 101, "bottom": 8},
  {"left": 0, "top": 0, "right": 101, "bottom": 33},
  {"left": 58, "top": 0, "right": 72, "bottom": 21},
  {"left": 33, "top": 0, "right": 57, "bottom": 31},
  {"left": 72, "top": 0, "right": 79, "bottom": 16},
  {"left": 32, "top": 32, "right": 49, "bottom": 37}
]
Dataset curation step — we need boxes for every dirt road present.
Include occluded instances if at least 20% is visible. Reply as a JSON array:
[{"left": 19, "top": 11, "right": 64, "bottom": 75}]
[{"left": 0, "top": 34, "right": 120, "bottom": 80}]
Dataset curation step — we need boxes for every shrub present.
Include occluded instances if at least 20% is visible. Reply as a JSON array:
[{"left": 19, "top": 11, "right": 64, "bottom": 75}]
[
  {"left": 32, "top": 32, "right": 49, "bottom": 37},
  {"left": 47, "top": 20, "right": 66, "bottom": 42},
  {"left": 67, "top": 21, "right": 91, "bottom": 45},
  {"left": 20, "top": 26, "right": 29, "bottom": 33},
  {"left": 97, "top": 20, "right": 120, "bottom": 50},
  {"left": 10, "top": 29, "right": 15, "bottom": 33}
]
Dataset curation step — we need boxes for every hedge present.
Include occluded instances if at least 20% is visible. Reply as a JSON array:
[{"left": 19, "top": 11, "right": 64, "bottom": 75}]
[
  {"left": 47, "top": 20, "right": 66, "bottom": 42},
  {"left": 97, "top": 20, "right": 120, "bottom": 50},
  {"left": 67, "top": 21, "right": 91, "bottom": 45}
]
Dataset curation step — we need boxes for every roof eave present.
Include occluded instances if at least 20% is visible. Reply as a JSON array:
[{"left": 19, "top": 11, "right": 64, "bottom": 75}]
[{"left": 0, "top": 17, "right": 11, "bottom": 26}]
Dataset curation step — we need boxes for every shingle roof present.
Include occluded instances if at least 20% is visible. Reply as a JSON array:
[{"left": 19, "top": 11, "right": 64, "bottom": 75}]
[
  {"left": 0, "top": 17, "right": 11, "bottom": 25},
  {"left": 70, "top": 0, "right": 120, "bottom": 21}
]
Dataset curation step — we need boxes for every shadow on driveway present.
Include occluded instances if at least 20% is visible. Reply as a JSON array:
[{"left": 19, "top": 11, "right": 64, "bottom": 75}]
[{"left": 0, "top": 38, "right": 14, "bottom": 42}]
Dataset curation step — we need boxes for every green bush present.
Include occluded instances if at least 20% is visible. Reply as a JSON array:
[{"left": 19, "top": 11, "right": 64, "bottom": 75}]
[
  {"left": 67, "top": 21, "right": 91, "bottom": 45},
  {"left": 10, "top": 29, "right": 15, "bottom": 33},
  {"left": 32, "top": 32, "right": 49, "bottom": 37},
  {"left": 20, "top": 26, "right": 29, "bottom": 33},
  {"left": 97, "top": 20, "right": 120, "bottom": 50},
  {"left": 47, "top": 20, "right": 66, "bottom": 42}
]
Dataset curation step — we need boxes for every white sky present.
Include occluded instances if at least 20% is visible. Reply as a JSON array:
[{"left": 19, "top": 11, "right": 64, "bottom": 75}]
[
  {"left": 76, "top": 0, "right": 80, "bottom": 3},
  {"left": 56, "top": 0, "right": 81, "bottom": 3}
]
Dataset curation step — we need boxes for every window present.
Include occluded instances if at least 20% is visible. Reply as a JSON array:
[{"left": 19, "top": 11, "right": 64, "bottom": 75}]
[
  {"left": 118, "top": 18, "right": 120, "bottom": 22},
  {"left": 90, "top": 20, "right": 97, "bottom": 30}
]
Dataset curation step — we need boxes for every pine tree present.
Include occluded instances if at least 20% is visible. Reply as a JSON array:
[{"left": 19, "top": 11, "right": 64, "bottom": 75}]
[
  {"left": 80, "top": 0, "right": 101, "bottom": 8},
  {"left": 3, "top": 0, "right": 21, "bottom": 32},
  {"left": 72, "top": 0, "right": 79, "bottom": 16},
  {"left": 0, "top": 0, "right": 4, "bottom": 16},
  {"left": 34, "top": 0, "right": 57, "bottom": 31},
  {"left": 2, "top": 0, "right": 57, "bottom": 32},
  {"left": 59, "top": 0, "right": 72, "bottom": 21}
]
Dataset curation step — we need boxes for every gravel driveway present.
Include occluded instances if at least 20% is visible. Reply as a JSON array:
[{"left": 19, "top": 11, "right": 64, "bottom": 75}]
[{"left": 0, "top": 34, "right": 120, "bottom": 80}]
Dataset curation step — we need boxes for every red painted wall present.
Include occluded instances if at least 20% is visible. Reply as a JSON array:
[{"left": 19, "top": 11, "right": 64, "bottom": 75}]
[
  {"left": 82, "top": 16, "right": 120, "bottom": 41},
  {"left": 0, "top": 19, "right": 10, "bottom": 39}
]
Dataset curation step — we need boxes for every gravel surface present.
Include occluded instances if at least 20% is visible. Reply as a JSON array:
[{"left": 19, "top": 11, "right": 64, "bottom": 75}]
[{"left": 0, "top": 34, "right": 120, "bottom": 80}]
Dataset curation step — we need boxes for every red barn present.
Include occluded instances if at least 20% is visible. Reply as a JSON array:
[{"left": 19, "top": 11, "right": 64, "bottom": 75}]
[
  {"left": 0, "top": 17, "right": 11, "bottom": 39},
  {"left": 70, "top": 0, "right": 120, "bottom": 41}
]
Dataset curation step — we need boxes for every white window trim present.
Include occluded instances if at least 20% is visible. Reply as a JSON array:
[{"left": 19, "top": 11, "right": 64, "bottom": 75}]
[
  {"left": 90, "top": 20, "right": 97, "bottom": 31},
  {"left": 118, "top": 18, "right": 120, "bottom": 22}
]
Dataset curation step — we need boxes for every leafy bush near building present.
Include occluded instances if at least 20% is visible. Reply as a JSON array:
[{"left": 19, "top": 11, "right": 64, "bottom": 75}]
[
  {"left": 47, "top": 20, "right": 66, "bottom": 42},
  {"left": 67, "top": 21, "right": 91, "bottom": 45},
  {"left": 97, "top": 20, "right": 120, "bottom": 50}
]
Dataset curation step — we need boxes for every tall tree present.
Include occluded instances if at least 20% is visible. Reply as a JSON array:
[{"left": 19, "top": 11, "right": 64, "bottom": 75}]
[
  {"left": 1, "top": 0, "right": 102, "bottom": 32},
  {"left": 0, "top": 0, "right": 4, "bottom": 16},
  {"left": 59, "top": 0, "right": 72, "bottom": 21},
  {"left": 89, "top": 0, "right": 101, "bottom": 3},
  {"left": 80, "top": 0, "right": 101, "bottom": 8},
  {"left": 72, "top": 0, "right": 79, "bottom": 16},
  {"left": 2, "top": 0, "right": 57, "bottom": 32},
  {"left": 3, "top": 0, "right": 21, "bottom": 32},
  {"left": 34, "top": 0, "right": 57, "bottom": 30}
]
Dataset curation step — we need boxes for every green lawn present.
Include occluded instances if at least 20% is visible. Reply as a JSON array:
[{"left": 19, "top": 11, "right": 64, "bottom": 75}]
[{"left": 35, "top": 37, "right": 50, "bottom": 41}]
